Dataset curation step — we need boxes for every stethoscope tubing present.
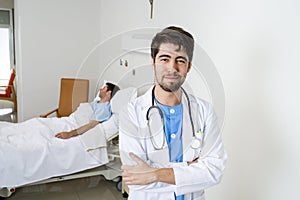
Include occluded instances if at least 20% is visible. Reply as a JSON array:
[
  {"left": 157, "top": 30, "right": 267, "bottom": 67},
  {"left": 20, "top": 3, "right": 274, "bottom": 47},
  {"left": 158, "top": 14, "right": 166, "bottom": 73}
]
[{"left": 146, "top": 86, "right": 196, "bottom": 150}]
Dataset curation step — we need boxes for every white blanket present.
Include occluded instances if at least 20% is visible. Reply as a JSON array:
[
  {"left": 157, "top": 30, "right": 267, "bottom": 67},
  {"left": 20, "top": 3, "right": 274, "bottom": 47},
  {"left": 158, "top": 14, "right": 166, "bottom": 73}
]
[
  {"left": 0, "top": 103, "right": 114, "bottom": 188},
  {"left": 0, "top": 87, "right": 137, "bottom": 189}
]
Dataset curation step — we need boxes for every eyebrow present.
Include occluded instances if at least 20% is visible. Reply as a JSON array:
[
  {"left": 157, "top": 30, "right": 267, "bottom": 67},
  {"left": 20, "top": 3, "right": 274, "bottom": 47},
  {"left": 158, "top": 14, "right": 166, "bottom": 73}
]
[
  {"left": 158, "top": 54, "right": 171, "bottom": 59},
  {"left": 158, "top": 54, "right": 188, "bottom": 61}
]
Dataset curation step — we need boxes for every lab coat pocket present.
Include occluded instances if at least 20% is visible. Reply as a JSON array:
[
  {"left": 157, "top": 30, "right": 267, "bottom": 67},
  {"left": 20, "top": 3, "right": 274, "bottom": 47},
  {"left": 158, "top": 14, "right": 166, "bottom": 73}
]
[
  {"left": 191, "top": 190, "right": 205, "bottom": 200},
  {"left": 194, "top": 147, "right": 202, "bottom": 159},
  {"left": 184, "top": 146, "right": 202, "bottom": 162}
]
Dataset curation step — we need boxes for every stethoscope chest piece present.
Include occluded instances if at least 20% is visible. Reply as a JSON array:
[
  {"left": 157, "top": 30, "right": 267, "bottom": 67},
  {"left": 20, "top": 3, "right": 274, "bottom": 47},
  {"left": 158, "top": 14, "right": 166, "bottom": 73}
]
[
  {"left": 191, "top": 138, "right": 201, "bottom": 149},
  {"left": 190, "top": 129, "right": 203, "bottom": 149}
]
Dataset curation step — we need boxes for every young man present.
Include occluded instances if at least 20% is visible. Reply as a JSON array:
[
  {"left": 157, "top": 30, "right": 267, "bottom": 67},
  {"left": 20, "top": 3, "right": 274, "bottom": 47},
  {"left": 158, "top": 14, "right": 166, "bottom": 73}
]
[
  {"left": 55, "top": 82, "right": 120, "bottom": 139},
  {"left": 119, "top": 26, "right": 227, "bottom": 199}
]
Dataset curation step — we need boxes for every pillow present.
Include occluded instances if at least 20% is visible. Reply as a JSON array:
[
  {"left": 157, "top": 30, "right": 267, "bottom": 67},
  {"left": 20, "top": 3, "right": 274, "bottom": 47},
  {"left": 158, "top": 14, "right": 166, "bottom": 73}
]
[{"left": 111, "top": 87, "right": 137, "bottom": 114}]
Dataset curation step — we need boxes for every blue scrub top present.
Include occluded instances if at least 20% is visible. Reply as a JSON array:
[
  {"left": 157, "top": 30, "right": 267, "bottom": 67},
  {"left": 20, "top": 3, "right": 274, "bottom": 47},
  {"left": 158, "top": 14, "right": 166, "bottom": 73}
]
[
  {"left": 90, "top": 101, "right": 112, "bottom": 122},
  {"left": 155, "top": 99, "right": 184, "bottom": 200}
]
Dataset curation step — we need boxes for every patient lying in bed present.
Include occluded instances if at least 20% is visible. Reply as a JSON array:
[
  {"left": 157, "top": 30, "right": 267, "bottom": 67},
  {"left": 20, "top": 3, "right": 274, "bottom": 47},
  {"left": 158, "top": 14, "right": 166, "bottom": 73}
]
[
  {"left": 55, "top": 82, "right": 120, "bottom": 139},
  {"left": 0, "top": 86, "right": 136, "bottom": 190}
]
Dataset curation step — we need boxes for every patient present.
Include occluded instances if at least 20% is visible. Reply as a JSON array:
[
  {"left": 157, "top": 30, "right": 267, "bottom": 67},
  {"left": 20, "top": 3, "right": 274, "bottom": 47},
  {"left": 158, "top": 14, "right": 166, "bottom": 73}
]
[
  {"left": 55, "top": 82, "right": 120, "bottom": 139},
  {"left": 0, "top": 84, "right": 136, "bottom": 191}
]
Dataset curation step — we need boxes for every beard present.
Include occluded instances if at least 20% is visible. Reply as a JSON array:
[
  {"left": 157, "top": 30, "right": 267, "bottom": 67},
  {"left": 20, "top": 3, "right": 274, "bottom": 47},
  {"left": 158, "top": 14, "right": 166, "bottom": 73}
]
[{"left": 157, "top": 74, "right": 185, "bottom": 92}]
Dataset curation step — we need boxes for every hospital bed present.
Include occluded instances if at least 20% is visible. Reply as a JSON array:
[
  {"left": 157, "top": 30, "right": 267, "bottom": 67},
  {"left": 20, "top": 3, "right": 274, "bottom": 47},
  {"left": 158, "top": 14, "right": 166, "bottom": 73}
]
[{"left": 0, "top": 87, "right": 137, "bottom": 198}]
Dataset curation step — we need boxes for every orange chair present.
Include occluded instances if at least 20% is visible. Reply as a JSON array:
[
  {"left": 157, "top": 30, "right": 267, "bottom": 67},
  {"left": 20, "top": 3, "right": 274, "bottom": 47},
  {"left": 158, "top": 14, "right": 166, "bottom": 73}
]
[
  {"left": 0, "top": 69, "right": 17, "bottom": 111},
  {"left": 40, "top": 78, "right": 89, "bottom": 118}
]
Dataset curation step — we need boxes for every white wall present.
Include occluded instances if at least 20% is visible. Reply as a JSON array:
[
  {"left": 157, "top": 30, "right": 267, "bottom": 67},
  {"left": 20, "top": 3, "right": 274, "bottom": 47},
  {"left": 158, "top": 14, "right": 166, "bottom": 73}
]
[
  {"left": 98, "top": 0, "right": 300, "bottom": 200},
  {"left": 14, "top": 0, "right": 102, "bottom": 121},
  {"left": 14, "top": 0, "right": 300, "bottom": 199}
]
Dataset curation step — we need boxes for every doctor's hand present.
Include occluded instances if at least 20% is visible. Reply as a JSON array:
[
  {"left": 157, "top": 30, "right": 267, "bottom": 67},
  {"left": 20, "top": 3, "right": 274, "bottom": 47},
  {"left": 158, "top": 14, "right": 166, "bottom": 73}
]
[{"left": 121, "top": 152, "right": 157, "bottom": 185}]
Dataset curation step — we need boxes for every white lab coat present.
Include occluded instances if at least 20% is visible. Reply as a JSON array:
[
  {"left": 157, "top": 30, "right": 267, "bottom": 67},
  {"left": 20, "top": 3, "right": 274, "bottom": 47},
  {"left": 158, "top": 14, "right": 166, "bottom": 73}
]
[{"left": 119, "top": 86, "right": 227, "bottom": 200}]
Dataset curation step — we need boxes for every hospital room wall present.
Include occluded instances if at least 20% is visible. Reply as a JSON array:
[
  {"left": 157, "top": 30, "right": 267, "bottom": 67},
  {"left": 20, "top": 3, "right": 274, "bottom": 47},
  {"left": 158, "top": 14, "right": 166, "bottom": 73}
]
[
  {"left": 14, "top": 0, "right": 103, "bottom": 121},
  {"left": 99, "top": 0, "right": 300, "bottom": 200}
]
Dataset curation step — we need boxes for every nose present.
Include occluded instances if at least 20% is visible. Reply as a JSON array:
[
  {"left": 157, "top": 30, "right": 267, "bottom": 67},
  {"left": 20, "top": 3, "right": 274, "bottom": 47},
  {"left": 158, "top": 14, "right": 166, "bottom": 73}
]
[{"left": 167, "top": 59, "right": 179, "bottom": 72}]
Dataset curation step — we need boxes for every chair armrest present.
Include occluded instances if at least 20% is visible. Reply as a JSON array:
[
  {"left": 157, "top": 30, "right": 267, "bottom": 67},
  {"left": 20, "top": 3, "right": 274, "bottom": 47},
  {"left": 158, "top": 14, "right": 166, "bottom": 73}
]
[
  {"left": 40, "top": 108, "right": 58, "bottom": 118},
  {"left": 0, "top": 85, "right": 13, "bottom": 90},
  {"left": 0, "top": 85, "right": 13, "bottom": 93}
]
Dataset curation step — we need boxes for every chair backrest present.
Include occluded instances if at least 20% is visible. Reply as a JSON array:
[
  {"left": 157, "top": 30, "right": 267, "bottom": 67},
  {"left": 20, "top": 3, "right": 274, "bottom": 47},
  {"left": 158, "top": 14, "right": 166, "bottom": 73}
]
[
  {"left": 57, "top": 78, "right": 89, "bottom": 117},
  {"left": 5, "top": 69, "right": 16, "bottom": 95}
]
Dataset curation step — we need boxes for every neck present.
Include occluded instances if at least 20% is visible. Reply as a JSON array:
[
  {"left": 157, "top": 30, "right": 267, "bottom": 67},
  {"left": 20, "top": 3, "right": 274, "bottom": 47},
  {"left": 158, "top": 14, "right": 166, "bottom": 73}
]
[
  {"left": 154, "top": 85, "right": 182, "bottom": 106},
  {"left": 99, "top": 97, "right": 110, "bottom": 103}
]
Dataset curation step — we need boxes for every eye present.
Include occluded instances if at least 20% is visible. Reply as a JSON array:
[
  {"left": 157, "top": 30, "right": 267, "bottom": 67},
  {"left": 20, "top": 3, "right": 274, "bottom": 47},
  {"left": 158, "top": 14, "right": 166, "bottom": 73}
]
[
  {"left": 176, "top": 59, "right": 186, "bottom": 64},
  {"left": 160, "top": 57, "right": 169, "bottom": 62}
]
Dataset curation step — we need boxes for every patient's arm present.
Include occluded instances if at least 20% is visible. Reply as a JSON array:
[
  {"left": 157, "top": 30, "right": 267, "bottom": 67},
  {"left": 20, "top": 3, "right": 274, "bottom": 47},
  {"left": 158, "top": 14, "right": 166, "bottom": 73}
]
[{"left": 55, "top": 120, "right": 99, "bottom": 139}]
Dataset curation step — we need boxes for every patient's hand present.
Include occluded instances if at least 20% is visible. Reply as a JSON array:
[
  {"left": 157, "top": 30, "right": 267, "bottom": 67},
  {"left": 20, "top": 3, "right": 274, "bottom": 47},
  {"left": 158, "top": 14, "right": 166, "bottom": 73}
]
[{"left": 55, "top": 130, "right": 77, "bottom": 139}]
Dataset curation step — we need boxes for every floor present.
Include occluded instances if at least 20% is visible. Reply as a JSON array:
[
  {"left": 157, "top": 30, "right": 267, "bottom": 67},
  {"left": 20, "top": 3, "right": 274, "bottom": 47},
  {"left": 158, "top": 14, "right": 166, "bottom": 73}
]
[
  {"left": 0, "top": 100, "right": 127, "bottom": 200},
  {"left": 7, "top": 176, "right": 126, "bottom": 200}
]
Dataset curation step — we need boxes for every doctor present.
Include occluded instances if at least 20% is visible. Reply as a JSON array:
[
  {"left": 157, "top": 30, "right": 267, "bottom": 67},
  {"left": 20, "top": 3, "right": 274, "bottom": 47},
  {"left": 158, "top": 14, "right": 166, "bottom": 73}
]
[{"left": 119, "top": 26, "right": 227, "bottom": 200}]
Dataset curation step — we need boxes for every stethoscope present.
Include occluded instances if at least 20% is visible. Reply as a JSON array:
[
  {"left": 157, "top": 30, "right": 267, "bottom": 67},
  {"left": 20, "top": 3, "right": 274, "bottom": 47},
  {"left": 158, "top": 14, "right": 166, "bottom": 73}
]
[{"left": 146, "top": 86, "right": 203, "bottom": 150}]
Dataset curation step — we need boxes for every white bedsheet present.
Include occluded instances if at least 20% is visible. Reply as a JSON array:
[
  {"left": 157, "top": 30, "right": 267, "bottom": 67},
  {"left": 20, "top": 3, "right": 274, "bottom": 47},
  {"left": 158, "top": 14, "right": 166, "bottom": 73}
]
[{"left": 0, "top": 103, "right": 111, "bottom": 188}]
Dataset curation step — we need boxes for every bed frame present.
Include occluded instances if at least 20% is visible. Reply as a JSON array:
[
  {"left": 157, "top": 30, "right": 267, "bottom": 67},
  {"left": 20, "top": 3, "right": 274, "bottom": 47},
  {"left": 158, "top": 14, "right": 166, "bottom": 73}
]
[{"left": 0, "top": 135, "right": 123, "bottom": 198}]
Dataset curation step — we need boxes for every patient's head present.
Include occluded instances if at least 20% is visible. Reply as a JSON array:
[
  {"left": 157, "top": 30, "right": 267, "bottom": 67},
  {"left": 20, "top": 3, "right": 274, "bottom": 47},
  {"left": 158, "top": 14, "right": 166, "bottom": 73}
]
[
  {"left": 99, "top": 82, "right": 120, "bottom": 102},
  {"left": 106, "top": 82, "right": 120, "bottom": 99},
  {"left": 151, "top": 26, "right": 194, "bottom": 63}
]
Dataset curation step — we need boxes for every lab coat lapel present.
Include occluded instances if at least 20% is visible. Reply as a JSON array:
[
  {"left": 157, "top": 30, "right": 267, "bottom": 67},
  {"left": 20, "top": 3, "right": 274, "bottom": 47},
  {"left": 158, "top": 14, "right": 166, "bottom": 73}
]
[{"left": 182, "top": 93, "right": 193, "bottom": 158}]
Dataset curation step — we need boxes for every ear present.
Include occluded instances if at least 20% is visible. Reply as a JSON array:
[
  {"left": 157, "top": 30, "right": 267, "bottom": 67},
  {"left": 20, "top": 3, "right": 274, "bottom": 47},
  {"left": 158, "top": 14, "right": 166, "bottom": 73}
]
[
  {"left": 106, "top": 90, "right": 112, "bottom": 98},
  {"left": 151, "top": 58, "right": 155, "bottom": 68},
  {"left": 187, "top": 62, "right": 192, "bottom": 73},
  {"left": 152, "top": 59, "right": 157, "bottom": 83}
]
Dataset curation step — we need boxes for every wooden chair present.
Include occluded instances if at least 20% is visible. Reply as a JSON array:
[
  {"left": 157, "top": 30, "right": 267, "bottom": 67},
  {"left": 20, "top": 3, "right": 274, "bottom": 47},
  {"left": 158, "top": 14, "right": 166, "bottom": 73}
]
[
  {"left": 40, "top": 78, "right": 89, "bottom": 118},
  {"left": 0, "top": 69, "right": 17, "bottom": 111}
]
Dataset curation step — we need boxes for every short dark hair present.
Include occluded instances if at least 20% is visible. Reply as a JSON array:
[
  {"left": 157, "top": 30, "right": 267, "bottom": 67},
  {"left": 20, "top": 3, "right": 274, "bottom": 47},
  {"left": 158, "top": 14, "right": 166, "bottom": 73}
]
[
  {"left": 106, "top": 82, "right": 120, "bottom": 99},
  {"left": 151, "top": 26, "right": 194, "bottom": 62}
]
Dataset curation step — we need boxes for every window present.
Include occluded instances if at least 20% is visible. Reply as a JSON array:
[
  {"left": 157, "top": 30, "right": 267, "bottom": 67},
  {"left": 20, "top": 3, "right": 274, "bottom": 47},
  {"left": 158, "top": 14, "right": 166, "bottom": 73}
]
[{"left": 0, "top": 9, "right": 14, "bottom": 86}]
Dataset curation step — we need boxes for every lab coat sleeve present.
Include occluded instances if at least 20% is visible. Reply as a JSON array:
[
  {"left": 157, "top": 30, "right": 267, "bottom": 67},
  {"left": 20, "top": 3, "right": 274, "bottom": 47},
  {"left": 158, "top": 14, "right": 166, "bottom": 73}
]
[
  {"left": 173, "top": 102, "right": 227, "bottom": 196},
  {"left": 119, "top": 102, "right": 176, "bottom": 193}
]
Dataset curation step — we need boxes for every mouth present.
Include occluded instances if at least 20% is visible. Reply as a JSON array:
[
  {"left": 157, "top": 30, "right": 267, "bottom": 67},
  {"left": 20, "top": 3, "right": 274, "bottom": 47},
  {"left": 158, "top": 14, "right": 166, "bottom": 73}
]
[{"left": 164, "top": 75, "right": 180, "bottom": 81}]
